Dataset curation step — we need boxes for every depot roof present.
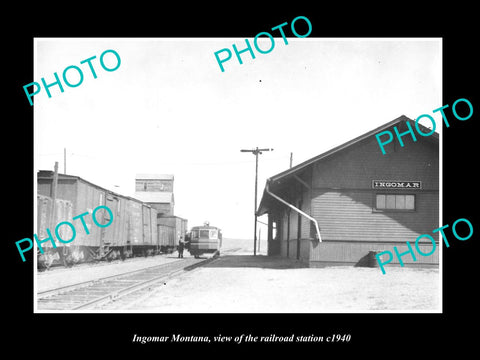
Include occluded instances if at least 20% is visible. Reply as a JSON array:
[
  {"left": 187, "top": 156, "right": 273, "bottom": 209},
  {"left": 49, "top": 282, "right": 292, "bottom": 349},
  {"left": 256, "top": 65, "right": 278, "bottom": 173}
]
[{"left": 257, "top": 115, "right": 439, "bottom": 215}]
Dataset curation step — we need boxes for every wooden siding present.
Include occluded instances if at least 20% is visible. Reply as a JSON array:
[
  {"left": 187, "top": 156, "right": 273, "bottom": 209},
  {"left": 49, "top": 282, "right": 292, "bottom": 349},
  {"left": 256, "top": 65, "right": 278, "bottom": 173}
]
[
  {"left": 36, "top": 179, "right": 102, "bottom": 247},
  {"left": 150, "top": 208, "right": 158, "bottom": 247},
  {"left": 312, "top": 130, "right": 439, "bottom": 191},
  {"left": 264, "top": 120, "right": 438, "bottom": 265},
  {"left": 127, "top": 200, "right": 145, "bottom": 245},
  {"left": 157, "top": 216, "right": 188, "bottom": 246},
  {"left": 142, "top": 205, "right": 152, "bottom": 245},
  {"left": 300, "top": 189, "right": 311, "bottom": 239},
  {"left": 310, "top": 241, "right": 439, "bottom": 265},
  {"left": 158, "top": 224, "right": 175, "bottom": 248},
  {"left": 75, "top": 180, "right": 105, "bottom": 247},
  {"left": 278, "top": 188, "right": 315, "bottom": 259},
  {"left": 37, "top": 174, "right": 161, "bottom": 250},
  {"left": 135, "top": 178, "right": 173, "bottom": 192},
  {"left": 299, "top": 239, "right": 311, "bottom": 262},
  {"left": 36, "top": 195, "right": 73, "bottom": 249},
  {"left": 280, "top": 238, "right": 312, "bottom": 262},
  {"left": 308, "top": 131, "right": 439, "bottom": 265},
  {"left": 102, "top": 194, "right": 129, "bottom": 247},
  {"left": 311, "top": 189, "right": 439, "bottom": 243}
]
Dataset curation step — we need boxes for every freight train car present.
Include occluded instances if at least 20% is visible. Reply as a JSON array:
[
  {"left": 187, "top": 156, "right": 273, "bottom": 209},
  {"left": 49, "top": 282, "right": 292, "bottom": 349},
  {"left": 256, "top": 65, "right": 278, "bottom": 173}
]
[
  {"left": 37, "top": 171, "right": 159, "bottom": 268},
  {"left": 188, "top": 223, "right": 222, "bottom": 258},
  {"left": 126, "top": 198, "right": 159, "bottom": 257},
  {"left": 157, "top": 215, "right": 188, "bottom": 253},
  {"left": 37, "top": 194, "right": 74, "bottom": 269},
  {"left": 157, "top": 224, "right": 175, "bottom": 253}
]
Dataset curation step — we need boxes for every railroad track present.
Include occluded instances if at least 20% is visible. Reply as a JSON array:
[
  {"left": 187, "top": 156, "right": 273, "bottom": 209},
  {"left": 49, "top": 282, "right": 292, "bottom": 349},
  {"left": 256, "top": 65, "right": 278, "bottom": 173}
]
[
  {"left": 37, "top": 247, "right": 243, "bottom": 311},
  {"left": 97, "top": 247, "right": 244, "bottom": 310},
  {"left": 37, "top": 256, "right": 212, "bottom": 310}
]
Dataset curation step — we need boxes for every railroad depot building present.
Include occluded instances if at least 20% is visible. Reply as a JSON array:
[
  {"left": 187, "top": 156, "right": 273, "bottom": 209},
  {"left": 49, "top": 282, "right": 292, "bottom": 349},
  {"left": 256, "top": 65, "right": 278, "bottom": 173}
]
[{"left": 257, "top": 115, "right": 439, "bottom": 267}]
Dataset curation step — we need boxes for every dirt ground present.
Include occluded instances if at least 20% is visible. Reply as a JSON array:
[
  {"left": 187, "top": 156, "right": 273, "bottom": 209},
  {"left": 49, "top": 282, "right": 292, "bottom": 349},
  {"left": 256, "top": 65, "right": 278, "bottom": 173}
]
[
  {"left": 36, "top": 238, "right": 440, "bottom": 312},
  {"left": 125, "top": 246, "right": 440, "bottom": 313}
]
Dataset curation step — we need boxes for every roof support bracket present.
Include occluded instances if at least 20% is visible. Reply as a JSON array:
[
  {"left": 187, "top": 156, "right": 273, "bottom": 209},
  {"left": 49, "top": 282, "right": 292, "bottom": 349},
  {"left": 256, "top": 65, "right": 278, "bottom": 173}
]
[{"left": 293, "top": 174, "right": 311, "bottom": 190}]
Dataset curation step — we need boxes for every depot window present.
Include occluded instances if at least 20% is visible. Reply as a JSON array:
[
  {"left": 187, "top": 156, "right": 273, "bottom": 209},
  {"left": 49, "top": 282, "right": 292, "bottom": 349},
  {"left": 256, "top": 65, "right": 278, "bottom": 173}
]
[{"left": 375, "top": 194, "right": 415, "bottom": 211}]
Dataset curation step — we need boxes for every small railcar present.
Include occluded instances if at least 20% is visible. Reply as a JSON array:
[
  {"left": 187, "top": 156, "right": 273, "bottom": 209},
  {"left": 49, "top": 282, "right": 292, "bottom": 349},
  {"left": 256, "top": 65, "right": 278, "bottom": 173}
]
[{"left": 188, "top": 223, "right": 222, "bottom": 258}]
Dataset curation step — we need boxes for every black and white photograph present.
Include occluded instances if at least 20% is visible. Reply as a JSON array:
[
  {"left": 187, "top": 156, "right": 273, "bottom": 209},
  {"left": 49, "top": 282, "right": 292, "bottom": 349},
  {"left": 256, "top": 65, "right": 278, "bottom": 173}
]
[{"left": 32, "top": 37, "right": 442, "bottom": 313}]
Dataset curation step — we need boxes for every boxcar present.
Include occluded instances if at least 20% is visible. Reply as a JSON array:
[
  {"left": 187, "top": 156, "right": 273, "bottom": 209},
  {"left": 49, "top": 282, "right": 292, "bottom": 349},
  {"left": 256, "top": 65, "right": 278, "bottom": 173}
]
[
  {"left": 126, "top": 198, "right": 158, "bottom": 257},
  {"left": 37, "top": 194, "right": 74, "bottom": 269},
  {"left": 37, "top": 171, "right": 158, "bottom": 267},
  {"left": 157, "top": 223, "right": 175, "bottom": 253},
  {"left": 188, "top": 224, "right": 222, "bottom": 258},
  {"left": 157, "top": 215, "right": 188, "bottom": 253}
]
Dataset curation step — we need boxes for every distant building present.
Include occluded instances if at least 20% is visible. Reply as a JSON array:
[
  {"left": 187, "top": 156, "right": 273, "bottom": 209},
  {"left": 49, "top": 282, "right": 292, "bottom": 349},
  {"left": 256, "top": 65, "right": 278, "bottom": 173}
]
[
  {"left": 134, "top": 174, "right": 174, "bottom": 216},
  {"left": 257, "top": 115, "right": 439, "bottom": 268}
]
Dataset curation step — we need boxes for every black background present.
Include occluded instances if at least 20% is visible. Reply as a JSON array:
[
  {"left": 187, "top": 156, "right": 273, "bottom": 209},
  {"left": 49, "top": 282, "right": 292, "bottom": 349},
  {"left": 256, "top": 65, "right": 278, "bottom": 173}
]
[{"left": 5, "top": 3, "right": 478, "bottom": 355}]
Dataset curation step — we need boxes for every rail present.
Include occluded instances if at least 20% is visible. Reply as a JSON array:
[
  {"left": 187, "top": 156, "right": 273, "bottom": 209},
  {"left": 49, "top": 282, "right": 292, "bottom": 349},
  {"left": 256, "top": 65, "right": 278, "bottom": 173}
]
[
  {"left": 37, "top": 256, "right": 210, "bottom": 311},
  {"left": 37, "top": 248, "right": 242, "bottom": 311}
]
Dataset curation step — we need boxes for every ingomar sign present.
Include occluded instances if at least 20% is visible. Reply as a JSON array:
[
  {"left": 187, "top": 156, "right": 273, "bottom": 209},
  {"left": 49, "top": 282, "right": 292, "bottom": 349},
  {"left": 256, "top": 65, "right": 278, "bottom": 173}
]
[{"left": 372, "top": 180, "right": 421, "bottom": 189}]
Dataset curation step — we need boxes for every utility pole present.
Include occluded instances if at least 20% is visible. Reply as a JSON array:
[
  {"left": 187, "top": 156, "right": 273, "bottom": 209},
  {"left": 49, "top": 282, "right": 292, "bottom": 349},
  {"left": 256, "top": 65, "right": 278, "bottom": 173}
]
[
  {"left": 50, "top": 162, "right": 59, "bottom": 230},
  {"left": 290, "top": 152, "right": 293, "bottom": 168},
  {"left": 64, "top": 148, "right": 66, "bottom": 174},
  {"left": 240, "top": 147, "right": 273, "bottom": 256}
]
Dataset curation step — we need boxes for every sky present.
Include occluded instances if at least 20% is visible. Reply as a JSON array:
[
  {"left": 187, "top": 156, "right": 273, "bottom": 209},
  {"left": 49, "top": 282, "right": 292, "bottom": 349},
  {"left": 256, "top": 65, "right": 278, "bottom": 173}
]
[{"left": 34, "top": 38, "right": 442, "bottom": 240}]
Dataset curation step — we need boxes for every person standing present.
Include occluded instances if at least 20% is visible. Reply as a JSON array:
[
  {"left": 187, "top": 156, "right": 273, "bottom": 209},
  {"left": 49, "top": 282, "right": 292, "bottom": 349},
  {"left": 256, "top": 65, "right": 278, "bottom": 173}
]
[{"left": 178, "top": 237, "right": 185, "bottom": 258}]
